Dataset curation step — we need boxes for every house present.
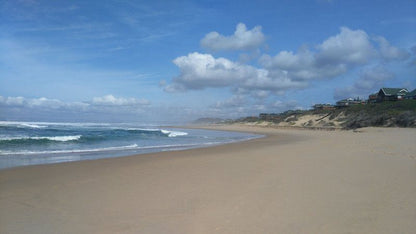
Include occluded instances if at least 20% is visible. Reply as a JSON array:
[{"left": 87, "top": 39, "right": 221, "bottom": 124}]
[
  {"left": 368, "top": 93, "right": 378, "bottom": 103},
  {"left": 377, "top": 88, "right": 408, "bottom": 102},
  {"left": 313, "top": 104, "right": 335, "bottom": 110},
  {"left": 405, "top": 89, "right": 416, "bottom": 100},
  {"left": 336, "top": 98, "right": 364, "bottom": 108}
]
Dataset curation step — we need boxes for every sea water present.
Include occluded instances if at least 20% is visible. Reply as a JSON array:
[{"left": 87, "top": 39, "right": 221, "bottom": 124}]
[{"left": 0, "top": 121, "right": 261, "bottom": 169}]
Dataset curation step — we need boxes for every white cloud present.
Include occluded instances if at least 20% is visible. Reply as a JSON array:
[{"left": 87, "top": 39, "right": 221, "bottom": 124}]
[
  {"left": 334, "top": 66, "right": 394, "bottom": 100},
  {"left": 165, "top": 52, "right": 258, "bottom": 91},
  {"left": 164, "top": 52, "right": 306, "bottom": 94},
  {"left": 201, "top": 23, "right": 265, "bottom": 51},
  {"left": 373, "top": 36, "right": 410, "bottom": 61},
  {"left": 166, "top": 26, "right": 411, "bottom": 109},
  {"left": 0, "top": 95, "right": 149, "bottom": 111},
  {"left": 354, "top": 67, "right": 394, "bottom": 90},
  {"left": 0, "top": 96, "right": 91, "bottom": 110},
  {"left": 260, "top": 27, "right": 377, "bottom": 83},
  {"left": 241, "top": 69, "right": 307, "bottom": 91},
  {"left": 260, "top": 48, "right": 347, "bottom": 81},
  {"left": 316, "top": 27, "right": 375, "bottom": 65},
  {"left": 92, "top": 95, "right": 150, "bottom": 106},
  {"left": 27, "top": 97, "right": 66, "bottom": 109},
  {"left": 0, "top": 96, "right": 26, "bottom": 106}
]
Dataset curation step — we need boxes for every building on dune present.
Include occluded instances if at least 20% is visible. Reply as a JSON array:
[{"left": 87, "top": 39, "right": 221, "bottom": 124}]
[
  {"left": 377, "top": 88, "right": 408, "bottom": 102},
  {"left": 313, "top": 104, "right": 335, "bottom": 110},
  {"left": 405, "top": 89, "right": 416, "bottom": 100},
  {"left": 368, "top": 93, "right": 378, "bottom": 103},
  {"left": 336, "top": 98, "right": 365, "bottom": 108}
]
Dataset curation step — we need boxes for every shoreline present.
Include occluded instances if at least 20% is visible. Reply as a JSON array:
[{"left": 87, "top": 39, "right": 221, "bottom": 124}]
[
  {"left": 1, "top": 125, "right": 415, "bottom": 233},
  {"left": 0, "top": 126, "right": 261, "bottom": 171}
]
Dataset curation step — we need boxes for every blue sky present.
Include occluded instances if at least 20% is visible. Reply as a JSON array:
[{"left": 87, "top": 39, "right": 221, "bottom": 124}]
[{"left": 1, "top": 0, "right": 415, "bottom": 123}]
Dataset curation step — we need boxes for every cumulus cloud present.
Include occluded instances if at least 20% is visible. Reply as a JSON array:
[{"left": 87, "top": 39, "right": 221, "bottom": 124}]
[
  {"left": 373, "top": 36, "right": 410, "bottom": 61},
  {"left": 166, "top": 26, "right": 411, "bottom": 107},
  {"left": 201, "top": 23, "right": 265, "bottom": 51},
  {"left": 166, "top": 52, "right": 251, "bottom": 91},
  {"left": 260, "top": 27, "right": 377, "bottom": 82},
  {"left": 316, "top": 27, "right": 375, "bottom": 65},
  {"left": 334, "top": 66, "right": 394, "bottom": 100},
  {"left": 260, "top": 48, "right": 347, "bottom": 81},
  {"left": 164, "top": 52, "right": 306, "bottom": 94}
]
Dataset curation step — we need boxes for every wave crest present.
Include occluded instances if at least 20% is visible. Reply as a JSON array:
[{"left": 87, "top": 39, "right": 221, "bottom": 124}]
[
  {"left": 0, "top": 121, "right": 47, "bottom": 129},
  {"left": 0, "top": 135, "right": 82, "bottom": 142}
]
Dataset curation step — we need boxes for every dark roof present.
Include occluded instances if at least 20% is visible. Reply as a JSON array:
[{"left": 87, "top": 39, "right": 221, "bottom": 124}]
[
  {"left": 405, "top": 89, "right": 416, "bottom": 97},
  {"left": 380, "top": 88, "right": 408, "bottom": 96}
]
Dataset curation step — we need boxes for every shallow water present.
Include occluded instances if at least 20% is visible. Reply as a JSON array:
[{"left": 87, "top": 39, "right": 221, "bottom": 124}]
[{"left": 0, "top": 121, "right": 261, "bottom": 169}]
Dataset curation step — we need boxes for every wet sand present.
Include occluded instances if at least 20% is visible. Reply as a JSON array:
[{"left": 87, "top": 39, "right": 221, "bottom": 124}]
[{"left": 1, "top": 125, "right": 415, "bottom": 233}]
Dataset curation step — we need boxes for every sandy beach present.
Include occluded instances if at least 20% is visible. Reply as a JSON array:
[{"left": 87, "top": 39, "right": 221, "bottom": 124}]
[{"left": 1, "top": 125, "right": 415, "bottom": 234}]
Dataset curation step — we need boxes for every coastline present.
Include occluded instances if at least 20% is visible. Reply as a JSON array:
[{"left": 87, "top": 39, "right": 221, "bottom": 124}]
[{"left": 1, "top": 125, "right": 415, "bottom": 233}]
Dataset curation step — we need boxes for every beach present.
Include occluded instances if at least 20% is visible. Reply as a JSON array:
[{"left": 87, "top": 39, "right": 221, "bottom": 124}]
[{"left": 1, "top": 125, "right": 415, "bottom": 233}]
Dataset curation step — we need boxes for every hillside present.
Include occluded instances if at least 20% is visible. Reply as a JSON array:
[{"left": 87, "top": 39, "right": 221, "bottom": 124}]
[{"left": 235, "top": 100, "right": 416, "bottom": 129}]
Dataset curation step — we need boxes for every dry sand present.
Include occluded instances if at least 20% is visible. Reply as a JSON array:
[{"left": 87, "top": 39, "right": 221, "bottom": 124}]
[{"left": 1, "top": 125, "right": 415, "bottom": 233}]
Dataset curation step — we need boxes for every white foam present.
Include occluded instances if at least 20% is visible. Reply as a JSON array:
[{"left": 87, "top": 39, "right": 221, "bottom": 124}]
[
  {"left": 0, "top": 141, "right": 219, "bottom": 156},
  {"left": 0, "top": 121, "right": 47, "bottom": 129},
  {"left": 124, "top": 128, "right": 160, "bottom": 131},
  {"left": 40, "top": 135, "right": 82, "bottom": 141},
  {"left": 20, "top": 123, "right": 46, "bottom": 129},
  {"left": 0, "top": 144, "right": 139, "bottom": 155},
  {"left": 161, "top": 130, "right": 188, "bottom": 137},
  {"left": 0, "top": 135, "right": 82, "bottom": 142},
  {"left": 123, "top": 128, "right": 188, "bottom": 137}
]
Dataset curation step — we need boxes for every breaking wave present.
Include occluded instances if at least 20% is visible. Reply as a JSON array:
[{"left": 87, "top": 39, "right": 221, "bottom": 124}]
[
  {"left": 161, "top": 130, "right": 188, "bottom": 137},
  {"left": 0, "top": 135, "right": 82, "bottom": 142}
]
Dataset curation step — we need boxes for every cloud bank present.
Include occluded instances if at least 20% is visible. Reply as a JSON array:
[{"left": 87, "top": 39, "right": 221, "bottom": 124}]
[
  {"left": 0, "top": 95, "right": 150, "bottom": 109},
  {"left": 166, "top": 25, "right": 411, "bottom": 100},
  {"left": 92, "top": 95, "right": 150, "bottom": 106},
  {"left": 0, "top": 95, "right": 151, "bottom": 122}
]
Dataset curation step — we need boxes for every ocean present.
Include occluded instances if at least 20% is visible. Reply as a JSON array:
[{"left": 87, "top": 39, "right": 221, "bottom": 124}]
[{"left": 0, "top": 121, "right": 260, "bottom": 169}]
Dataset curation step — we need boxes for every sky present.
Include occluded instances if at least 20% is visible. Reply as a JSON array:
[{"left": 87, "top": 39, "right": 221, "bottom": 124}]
[{"left": 0, "top": 0, "right": 415, "bottom": 123}]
